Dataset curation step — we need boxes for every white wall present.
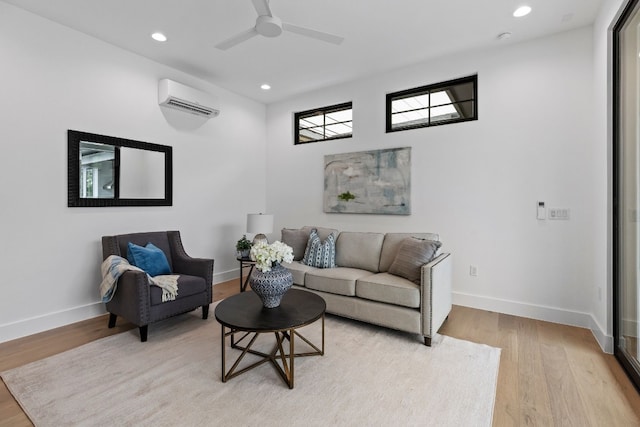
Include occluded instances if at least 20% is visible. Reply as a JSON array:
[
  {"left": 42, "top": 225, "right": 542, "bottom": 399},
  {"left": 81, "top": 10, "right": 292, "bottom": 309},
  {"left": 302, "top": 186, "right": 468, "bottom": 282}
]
[
  {"left": 0, "top": 3, "right": 267, "bottom": 342},
  {"left": 266, "top": 26, "right": 608, "bottom": 344}
]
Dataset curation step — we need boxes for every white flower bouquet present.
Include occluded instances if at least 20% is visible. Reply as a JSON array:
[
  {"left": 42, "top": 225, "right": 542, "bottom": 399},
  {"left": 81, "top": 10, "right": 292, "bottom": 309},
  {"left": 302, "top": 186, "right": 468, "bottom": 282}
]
[{"left": 250, "top": 240, "right": 294, "bottom": 272}]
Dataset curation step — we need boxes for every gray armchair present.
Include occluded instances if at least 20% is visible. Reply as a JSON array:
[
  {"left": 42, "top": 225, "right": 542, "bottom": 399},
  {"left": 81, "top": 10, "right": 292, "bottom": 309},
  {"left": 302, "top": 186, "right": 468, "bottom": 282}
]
[{"left": 101, "top": 231, "right": 214, "bottom": 342}]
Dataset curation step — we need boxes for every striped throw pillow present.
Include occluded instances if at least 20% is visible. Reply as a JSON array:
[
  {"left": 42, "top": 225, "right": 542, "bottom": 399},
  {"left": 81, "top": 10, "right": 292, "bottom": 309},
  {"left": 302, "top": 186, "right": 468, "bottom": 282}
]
[
  {"left": 302, "top": 229, "right": 336, "bottom": 268},
  {"left": 388, "top": 237, "right": 442, "bottom": 284}
]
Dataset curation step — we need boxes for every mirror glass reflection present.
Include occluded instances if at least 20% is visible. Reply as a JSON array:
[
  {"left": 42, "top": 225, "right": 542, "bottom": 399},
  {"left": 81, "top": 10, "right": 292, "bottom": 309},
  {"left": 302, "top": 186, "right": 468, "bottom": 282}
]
[
  {"left": 119, "top": 147, "right": 165, "bottom": 199},
  {"left": 79, "top": 142, "right": 116, "bottom": 199}
]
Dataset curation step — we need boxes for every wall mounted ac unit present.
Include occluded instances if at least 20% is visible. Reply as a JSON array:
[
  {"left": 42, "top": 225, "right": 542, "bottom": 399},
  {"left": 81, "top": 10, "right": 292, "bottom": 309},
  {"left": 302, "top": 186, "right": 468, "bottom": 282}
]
[{"left": 158, "top": 79, "right": 220, "bottom": 118}]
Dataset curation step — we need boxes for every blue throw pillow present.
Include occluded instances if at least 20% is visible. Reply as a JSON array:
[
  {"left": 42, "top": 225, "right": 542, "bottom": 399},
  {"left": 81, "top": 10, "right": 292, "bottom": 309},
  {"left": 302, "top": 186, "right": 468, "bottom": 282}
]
[
  {"left": 126, "top": 242, "right": 171, "bottom": 277},
  {"left": 302, "top": 229, "right": 336, "bottom": 268}
]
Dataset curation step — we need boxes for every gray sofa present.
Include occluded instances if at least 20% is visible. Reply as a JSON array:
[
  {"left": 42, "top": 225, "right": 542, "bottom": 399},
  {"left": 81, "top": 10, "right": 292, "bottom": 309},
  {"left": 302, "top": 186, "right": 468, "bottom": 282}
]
[{"left": 281, "top": 226, "right": 452, "bottom": 345}]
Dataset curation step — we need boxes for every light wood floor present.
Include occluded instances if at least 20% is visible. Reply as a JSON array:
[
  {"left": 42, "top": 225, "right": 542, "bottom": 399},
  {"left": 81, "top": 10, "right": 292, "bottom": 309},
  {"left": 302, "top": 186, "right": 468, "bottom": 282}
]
[{"left": 1, "top": 279, "right": 640, "bottom": 426}]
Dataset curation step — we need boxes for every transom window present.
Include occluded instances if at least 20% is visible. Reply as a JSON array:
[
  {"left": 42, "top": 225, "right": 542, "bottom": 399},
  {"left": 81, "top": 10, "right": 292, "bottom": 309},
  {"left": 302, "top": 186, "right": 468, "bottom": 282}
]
[
  {"left": 386, "top": 75, "right": 477, "bottom": 132},
  {"left": 295, "top": 102, "right": 353, "bottom": 144}
]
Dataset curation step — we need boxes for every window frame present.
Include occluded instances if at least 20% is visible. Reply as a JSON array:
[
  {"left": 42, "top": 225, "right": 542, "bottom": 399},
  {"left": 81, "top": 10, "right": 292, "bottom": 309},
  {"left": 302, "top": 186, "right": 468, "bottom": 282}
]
[
  {"left": 294, "top": 101, "right": 353, "bottom": 145},
  {"left": 385, "top": 75, "right": 477, "bottom": 133}
]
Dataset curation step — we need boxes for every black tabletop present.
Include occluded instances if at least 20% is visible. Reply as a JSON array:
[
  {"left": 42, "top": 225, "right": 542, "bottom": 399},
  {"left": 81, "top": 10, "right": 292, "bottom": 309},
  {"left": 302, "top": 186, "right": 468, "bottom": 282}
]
[{"left": 215, "top": 289, "right": 326, "bottom": 332}]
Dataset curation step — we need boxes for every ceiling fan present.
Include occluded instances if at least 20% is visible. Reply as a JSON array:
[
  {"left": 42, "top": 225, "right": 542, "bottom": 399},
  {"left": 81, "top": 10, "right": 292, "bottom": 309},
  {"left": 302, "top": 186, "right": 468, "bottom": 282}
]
[{"left": 215, "top": 0, "right": 344, "bottom": 50}]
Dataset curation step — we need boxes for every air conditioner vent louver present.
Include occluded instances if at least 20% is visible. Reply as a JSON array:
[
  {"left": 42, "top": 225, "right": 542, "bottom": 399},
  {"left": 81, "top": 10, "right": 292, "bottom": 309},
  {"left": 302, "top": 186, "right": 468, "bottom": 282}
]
[
  {"left": 158, "top": 79, "right": 220, "bottom": 119},
  {"left": 164, "top": 98, "right": 218, "bottom": 117}
]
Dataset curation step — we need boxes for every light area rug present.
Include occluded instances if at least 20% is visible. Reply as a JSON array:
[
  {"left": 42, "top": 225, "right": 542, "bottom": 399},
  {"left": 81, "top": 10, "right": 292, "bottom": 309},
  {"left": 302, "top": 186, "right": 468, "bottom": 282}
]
[{"left": 2, "top": 305, "right": 500, "bottom": 427}]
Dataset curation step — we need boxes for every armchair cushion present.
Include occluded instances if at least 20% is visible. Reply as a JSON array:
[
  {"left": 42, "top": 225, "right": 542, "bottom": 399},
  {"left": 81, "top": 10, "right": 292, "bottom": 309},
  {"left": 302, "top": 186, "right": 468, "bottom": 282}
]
[
  {"left": 127, "top": 242, "right": 171, "bottom": 277},
  {"left": 149, "top": 274, "right": 206, "bottom": 306}
]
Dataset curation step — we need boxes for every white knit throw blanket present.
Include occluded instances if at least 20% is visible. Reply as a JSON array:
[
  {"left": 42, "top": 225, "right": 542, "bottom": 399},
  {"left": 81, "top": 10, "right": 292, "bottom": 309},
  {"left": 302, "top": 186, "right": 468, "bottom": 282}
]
[{"left": 99, "top": 255, "right": 179, "bottom": 303}]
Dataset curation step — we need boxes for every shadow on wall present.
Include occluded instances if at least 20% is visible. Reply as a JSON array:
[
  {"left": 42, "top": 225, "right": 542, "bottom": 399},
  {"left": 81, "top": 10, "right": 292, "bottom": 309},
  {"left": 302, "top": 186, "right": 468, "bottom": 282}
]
[{"left": 159, "top": 107, "right": 211, "bottom": 131}]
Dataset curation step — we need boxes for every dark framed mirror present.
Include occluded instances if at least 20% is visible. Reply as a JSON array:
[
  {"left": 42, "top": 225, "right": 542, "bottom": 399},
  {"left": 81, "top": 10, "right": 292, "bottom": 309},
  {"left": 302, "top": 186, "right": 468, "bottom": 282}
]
[{"left": 68, "top": 130, "right": 172, "bottom": 207}]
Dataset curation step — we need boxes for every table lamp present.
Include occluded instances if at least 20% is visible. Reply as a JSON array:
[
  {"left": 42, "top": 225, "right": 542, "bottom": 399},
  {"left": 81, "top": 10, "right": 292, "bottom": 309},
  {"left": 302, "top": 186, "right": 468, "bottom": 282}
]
[{"left": 247, "top": 213, "right": 274, "bottom": 246}]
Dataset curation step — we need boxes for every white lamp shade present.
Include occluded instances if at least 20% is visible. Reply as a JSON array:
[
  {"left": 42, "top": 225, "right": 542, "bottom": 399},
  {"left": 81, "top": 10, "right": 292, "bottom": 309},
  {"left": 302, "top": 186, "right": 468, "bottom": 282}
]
[{"left": 246, "top": 213, "right": 274, "bottom": 234}]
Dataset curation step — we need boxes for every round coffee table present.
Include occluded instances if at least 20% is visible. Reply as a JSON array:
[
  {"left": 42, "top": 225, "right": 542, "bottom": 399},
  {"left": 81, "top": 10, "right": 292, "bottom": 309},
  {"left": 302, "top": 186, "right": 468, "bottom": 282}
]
[{"left": 215, "top": 289, "right": 326, "bottom": 389}]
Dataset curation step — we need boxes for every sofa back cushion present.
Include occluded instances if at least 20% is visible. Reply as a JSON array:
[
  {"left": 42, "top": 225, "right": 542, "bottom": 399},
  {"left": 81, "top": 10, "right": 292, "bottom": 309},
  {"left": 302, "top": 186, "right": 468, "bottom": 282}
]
[
  {"left": 281, "top": 228, "right": 310, "bottom": 261},
  {"left": 379, "top": 232, "right": 439, "bottom": 272},
  {"left": 335, "top": 232, "right": 385, "bottom": 272}
]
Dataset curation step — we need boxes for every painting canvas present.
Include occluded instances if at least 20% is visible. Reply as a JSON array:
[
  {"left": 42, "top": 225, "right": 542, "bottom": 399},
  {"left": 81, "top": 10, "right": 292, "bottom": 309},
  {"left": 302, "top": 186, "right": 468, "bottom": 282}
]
[{"left": 324, "top": 147, "right": 411, "bottom": 215}]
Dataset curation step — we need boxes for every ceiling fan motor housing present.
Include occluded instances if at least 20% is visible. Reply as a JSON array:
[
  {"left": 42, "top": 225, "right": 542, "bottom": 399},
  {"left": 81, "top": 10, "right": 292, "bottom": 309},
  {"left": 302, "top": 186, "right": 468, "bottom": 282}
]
[{"left": 256, "top": 15, "right": 283, "bottom": 37}]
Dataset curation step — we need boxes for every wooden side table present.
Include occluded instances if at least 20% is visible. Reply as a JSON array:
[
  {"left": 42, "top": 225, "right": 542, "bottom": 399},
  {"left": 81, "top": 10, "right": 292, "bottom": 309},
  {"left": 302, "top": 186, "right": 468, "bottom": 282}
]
[{"left": 236, "top": 256, "right": 255, "bottom": 292}]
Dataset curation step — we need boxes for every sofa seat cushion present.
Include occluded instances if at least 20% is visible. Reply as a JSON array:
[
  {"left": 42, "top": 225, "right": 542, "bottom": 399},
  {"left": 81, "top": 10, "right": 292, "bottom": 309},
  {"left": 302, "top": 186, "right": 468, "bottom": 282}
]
[
  {"left": 305, "top": 267, "right": 374, "bottom": 296},
  {"left": 356, "top": 273, "right": 420, "bottom": 308},
  {"left": 150, "top": 274, "right": 206, "bottom": 306},
  {"left": 282, "top": 261, "right": 316, "bottom": 286}
]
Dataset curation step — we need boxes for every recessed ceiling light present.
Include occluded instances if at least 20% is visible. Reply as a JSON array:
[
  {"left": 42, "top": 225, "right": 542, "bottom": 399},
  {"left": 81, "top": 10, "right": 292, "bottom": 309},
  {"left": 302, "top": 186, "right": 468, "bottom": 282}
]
[
  {"left": 513, "top": 6, "right": 532, "bottom": 17},
  {"left": 151, "top": 32, "right": 167, "bottom": 42},
  {"left": 260, "top": 84, "right": 271, "bottom": 90}
]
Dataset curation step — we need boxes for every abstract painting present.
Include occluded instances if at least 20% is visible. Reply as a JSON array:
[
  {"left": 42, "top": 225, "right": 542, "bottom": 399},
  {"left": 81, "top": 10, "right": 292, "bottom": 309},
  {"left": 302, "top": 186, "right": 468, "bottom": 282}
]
[{"left": 324, "top": 147, "right": 411, "bottom": 215}]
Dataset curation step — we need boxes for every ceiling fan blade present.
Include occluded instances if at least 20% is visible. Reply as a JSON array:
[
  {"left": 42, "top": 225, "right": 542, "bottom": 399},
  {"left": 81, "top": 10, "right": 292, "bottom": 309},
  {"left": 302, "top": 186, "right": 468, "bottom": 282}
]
[
  {"left": 282, "top": 23, "right": 344, "bottom": 45},
  {"left": 215, "top": 27, "right": 259, "bottom": 50},
  {"left": 251, "top": 0, "right": 272, "bottom": 17}
]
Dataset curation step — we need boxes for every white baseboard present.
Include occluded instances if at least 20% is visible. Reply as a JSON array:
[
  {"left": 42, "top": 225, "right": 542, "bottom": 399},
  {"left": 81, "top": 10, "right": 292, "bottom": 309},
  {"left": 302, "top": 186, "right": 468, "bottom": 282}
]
[
  {"left": 589, "top": 315, "right": 613, "bottom": 353},
  {"left": 0, "top": 302, "right": 106, "bottom": 344},
  {"left": 213, "top": 268, "right": 241, "bottom": 286},
  {"left": 0, "top": 268, "right": 244, "bottom": 344},
  {"left": 3, "top": 277, "right": 614, "bottom": 350},
  {"left": 453, "top": 291, "right": 613, "bottom": 353}
]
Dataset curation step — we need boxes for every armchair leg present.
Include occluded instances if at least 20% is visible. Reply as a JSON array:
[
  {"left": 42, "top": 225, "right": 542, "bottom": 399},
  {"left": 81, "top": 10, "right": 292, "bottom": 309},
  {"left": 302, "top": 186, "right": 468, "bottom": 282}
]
[
  {"left": 108, "top": 313, "right": 117, "bottom": 328},
  {"left": 139, "top": 325, "right": 148, "bottom": 342},
  {"left": 424, "top": 336, "right": 432, "bottom": 346},
  {"left": 202, "top": 305, "right": 209, "bottom": 320}
]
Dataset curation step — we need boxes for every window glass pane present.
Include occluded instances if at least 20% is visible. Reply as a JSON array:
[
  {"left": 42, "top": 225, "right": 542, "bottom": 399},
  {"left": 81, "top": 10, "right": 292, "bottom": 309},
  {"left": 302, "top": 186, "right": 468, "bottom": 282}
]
[
  {"left": 392, "top": 94, "right": 429, "bottom": 114},
  {"left": 295, "top": 102, "right": 352, "bottom": 144},
  {"left": 325, "top": 123, "right": 352, "bottom": 137},
  {"left": 430, "top": 104, "right": 459, "bottom": 122},
  {"left": 430, "top": 90, "right": 452, "bottom": 107},
  {"left": 431, "top": 101, "right": 475, "bottom": 124},
  {"left": 299, "top": 114, "right": 323, "bottom": 129},
  {"left": 391, "top": 109, "right": 429, "bottom": 128},
  {"left": 326, "top": 109, "right": 352, "bottom": 123},
  {"left": 300, "top": 127, "right": 324, "bottom": 142},
  {"left": 386, "top": 76, "right": 477, "bottom": 132}
]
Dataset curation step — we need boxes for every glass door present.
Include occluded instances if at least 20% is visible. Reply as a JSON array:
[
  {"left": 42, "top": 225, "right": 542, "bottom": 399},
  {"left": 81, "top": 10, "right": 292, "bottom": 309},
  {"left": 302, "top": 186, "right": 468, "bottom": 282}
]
[{"left": 615, "top": 0, "right": 640, "bottom": 389}]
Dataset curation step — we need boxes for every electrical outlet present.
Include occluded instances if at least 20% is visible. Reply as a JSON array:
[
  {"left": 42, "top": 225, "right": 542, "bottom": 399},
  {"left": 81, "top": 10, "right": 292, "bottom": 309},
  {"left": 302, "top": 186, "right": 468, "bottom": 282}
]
[{"left": 470, "top": 265, "right": 478, "bottom": 276}]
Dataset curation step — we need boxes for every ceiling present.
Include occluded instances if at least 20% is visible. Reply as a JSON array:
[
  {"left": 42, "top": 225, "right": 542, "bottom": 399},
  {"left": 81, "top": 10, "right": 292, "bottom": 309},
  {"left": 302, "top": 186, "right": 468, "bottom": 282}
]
[{"left": 2, "top": 0, "right": 604, "bottom": 104}]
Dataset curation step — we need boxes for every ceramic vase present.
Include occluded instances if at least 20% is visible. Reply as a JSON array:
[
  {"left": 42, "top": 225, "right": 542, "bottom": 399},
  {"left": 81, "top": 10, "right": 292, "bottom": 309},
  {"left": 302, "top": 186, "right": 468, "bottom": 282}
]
[{"left": 249, "top": 263, "right": 293, "bottom": 308}]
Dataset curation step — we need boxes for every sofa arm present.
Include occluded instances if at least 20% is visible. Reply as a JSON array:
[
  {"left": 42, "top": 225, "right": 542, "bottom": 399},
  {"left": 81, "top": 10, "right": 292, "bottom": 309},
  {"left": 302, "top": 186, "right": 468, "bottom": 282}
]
[
  {"left": 105, "top": 270, "right": 151, "bottom": 326},
  {"left": 420, "top": 253, "right": 452, "bottom": 339},
  {"left": 167, "top": 231, "right": 214, "bottom": 304}
]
